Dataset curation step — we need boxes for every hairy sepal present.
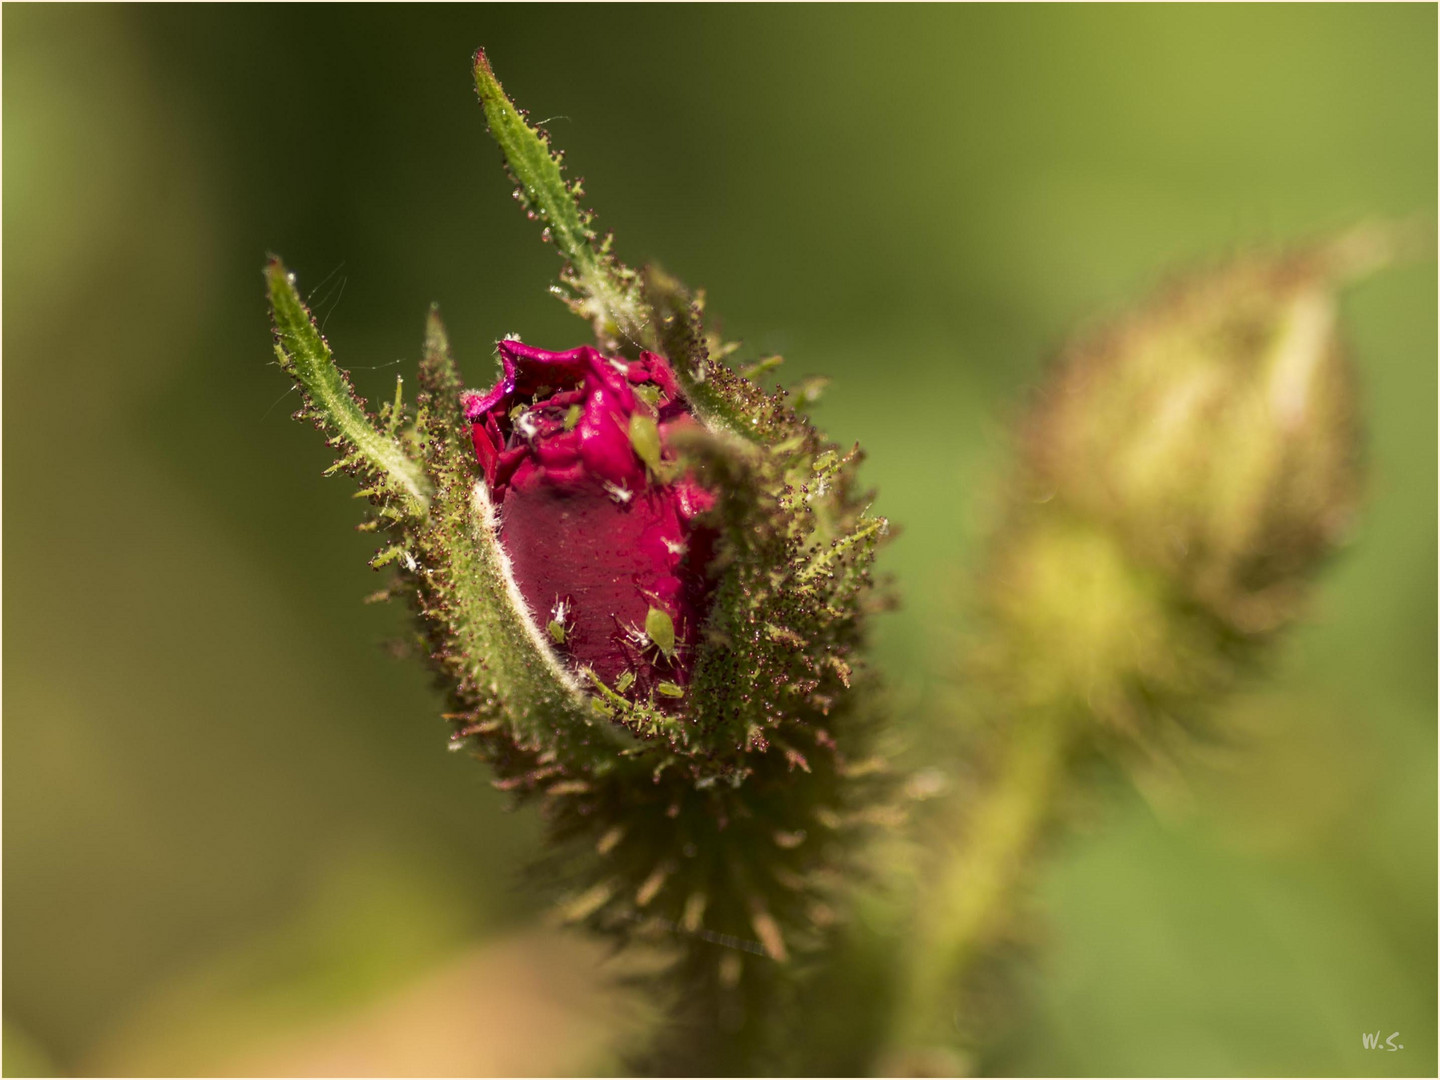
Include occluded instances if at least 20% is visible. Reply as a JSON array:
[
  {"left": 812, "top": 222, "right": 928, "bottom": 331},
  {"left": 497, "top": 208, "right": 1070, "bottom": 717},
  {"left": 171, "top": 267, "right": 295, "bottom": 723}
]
[
  {"left": 266, "top": 257, "right": 432, "bottom": 523},
  {"left": 472, "top": 50, "right": 644, "bottom": 352}
]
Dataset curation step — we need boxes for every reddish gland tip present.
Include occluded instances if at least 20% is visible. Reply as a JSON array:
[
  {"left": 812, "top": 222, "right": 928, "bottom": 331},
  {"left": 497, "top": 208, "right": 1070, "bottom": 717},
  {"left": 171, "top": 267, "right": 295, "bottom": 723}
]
[
  {"left": 465, "top": 342, "right": 717, "bottom": 706},
  {"left": 473, "top": 48, "right": 498, "bottom": 85}
]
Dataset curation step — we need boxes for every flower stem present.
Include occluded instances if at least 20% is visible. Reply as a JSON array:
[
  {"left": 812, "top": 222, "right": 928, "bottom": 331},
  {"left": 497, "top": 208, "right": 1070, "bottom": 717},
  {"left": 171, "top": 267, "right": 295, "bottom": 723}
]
[{"left": 888, "top": 706, "right": 1076, "bottom": 1070}]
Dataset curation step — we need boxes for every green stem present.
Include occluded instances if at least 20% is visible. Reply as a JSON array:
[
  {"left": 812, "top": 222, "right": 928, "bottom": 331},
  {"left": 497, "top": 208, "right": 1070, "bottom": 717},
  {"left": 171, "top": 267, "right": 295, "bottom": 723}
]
[{"left": 888, "top": 707, "right": 1076, "bottom": 1067}]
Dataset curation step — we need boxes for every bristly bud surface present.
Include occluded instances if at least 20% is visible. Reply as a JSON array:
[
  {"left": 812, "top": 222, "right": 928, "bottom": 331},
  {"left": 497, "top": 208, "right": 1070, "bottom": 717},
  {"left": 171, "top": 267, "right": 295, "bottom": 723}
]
[
  {"left": 266, "top": 49, "right": 894, "bottom": 1066},
  {"left": 1022, "top": 246, "right": 1365, "bottom": 635}
]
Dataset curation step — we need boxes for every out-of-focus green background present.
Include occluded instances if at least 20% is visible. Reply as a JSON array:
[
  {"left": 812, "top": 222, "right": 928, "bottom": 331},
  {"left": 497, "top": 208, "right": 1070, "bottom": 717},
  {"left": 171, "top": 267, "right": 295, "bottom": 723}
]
[{"left": 5, "top": 5, "right": 1435, "bottom": 1076}]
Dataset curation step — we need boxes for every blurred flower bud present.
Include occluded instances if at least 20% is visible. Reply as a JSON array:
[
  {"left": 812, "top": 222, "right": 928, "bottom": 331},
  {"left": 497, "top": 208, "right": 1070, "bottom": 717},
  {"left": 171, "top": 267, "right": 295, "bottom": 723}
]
[
  {"left": 1022, "top": 250, "right": 1364, "bottom": 632},
  {"left": 463, "top": 341, "right": 717, "bottom": 704},
  {"left": 898, "top": 227, "right": 1417, "bottom": 1068}
]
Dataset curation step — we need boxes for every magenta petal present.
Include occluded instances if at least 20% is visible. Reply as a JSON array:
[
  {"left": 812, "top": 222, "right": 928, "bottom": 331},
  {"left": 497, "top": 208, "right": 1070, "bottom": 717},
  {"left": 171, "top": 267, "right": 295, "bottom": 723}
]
[
  {"left": 576, "top": 393, "right": 645, "bottom": 491},
  {"left": 462, "top": 340, "right": 718, "bottom": 706}
]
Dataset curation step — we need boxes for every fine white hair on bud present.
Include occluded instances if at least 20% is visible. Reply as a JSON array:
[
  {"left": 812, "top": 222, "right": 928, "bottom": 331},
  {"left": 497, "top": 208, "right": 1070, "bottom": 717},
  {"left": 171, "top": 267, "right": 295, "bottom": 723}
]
[{"left": 469, "top": 479, "right": 588, "bottom": 698}]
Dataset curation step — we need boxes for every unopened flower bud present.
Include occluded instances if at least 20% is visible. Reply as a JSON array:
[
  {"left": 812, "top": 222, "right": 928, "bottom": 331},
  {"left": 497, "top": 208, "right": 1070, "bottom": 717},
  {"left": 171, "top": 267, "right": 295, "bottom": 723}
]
[
  {"left": 268, "top": 49, "right": 895, "bottom": 1036},
  {"left": 1023, "top": 251, "right": 1363, "bottom": 631}
]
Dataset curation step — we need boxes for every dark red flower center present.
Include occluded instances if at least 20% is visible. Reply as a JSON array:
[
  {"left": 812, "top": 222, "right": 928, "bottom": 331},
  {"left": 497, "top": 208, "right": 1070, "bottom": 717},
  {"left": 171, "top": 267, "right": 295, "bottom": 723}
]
[{"left": 463, "top": 341, "right": 717, "bottom": 706}]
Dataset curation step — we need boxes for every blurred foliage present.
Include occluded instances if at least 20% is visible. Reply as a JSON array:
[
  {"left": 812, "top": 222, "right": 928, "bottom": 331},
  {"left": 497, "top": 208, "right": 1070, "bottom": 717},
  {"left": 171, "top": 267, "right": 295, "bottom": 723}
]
[{"left": 3, "top": 5, "right": 1434, "bottom": 1076}]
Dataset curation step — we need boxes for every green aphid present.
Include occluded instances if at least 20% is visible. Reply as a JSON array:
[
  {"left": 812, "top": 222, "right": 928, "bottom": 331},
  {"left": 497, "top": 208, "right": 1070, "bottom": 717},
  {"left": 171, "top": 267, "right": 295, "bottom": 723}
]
[
  {"left": 629, "top": 413, "right": 663, "bottom": 472},
  {"left": 656, "top": 681, "right": 685, "bottom": 698},
  {"left": 616, "top": 671, "right": 635, "bottom": 693},
  {"left": 547, "top": 620, "right": 567, "bottom": 645},
  {"left": 645, "top": 606, "right": 676, "bottom": 659},
  {"left": 564, "top": 403, "right": 583, "bottom": 430},
  {"left": 633, "top": 383, "right": 662, "bottom": 409}
]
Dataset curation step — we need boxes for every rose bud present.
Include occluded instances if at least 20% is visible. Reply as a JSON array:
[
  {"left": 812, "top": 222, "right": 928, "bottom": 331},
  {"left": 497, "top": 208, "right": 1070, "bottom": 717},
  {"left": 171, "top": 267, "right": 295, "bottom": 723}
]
[
  {"left": 1021, "top": 248, "right": 1364, "bottom": 633},
  {"left": 463, "top": 340, "right": 718, "bottom": 705},
  {"left": 964, "top": 237, "right": 1399, "bottom": 744},
  {"left": 271, "top": 48, "right": 894, "bottom": 1013}
]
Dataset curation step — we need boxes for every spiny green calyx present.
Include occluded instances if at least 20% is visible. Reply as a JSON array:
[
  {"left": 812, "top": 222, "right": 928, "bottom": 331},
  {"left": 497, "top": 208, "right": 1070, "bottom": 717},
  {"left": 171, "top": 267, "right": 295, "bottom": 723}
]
[{"left": 265, "top": 48, "right": 894, "bottom": 1018}]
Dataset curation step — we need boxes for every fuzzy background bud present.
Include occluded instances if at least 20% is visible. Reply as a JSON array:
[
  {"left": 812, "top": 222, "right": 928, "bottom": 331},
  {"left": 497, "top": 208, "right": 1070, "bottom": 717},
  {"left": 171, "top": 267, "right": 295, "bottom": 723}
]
[
  {"left": 894, "top": 235, "right": 1415, "bottom": 1070},
  {"left": 1022, "top": 253, "right": 1362, "bottom": 633}
]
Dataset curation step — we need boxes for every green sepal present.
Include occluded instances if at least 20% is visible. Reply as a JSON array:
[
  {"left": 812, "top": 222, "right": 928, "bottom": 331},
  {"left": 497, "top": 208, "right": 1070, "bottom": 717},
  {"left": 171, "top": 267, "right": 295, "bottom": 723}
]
[
  {"left": 660, "top": 405, "right": 887, "bottom": 764},
  {"left": 472, "top": 50, "right": 644, "bottom": 351},
  {"left": 642, "top": 265, "right": 758, "bottom": 435},
  {"left": 266, "top": 257, "right": 432, "bottom": 519}
]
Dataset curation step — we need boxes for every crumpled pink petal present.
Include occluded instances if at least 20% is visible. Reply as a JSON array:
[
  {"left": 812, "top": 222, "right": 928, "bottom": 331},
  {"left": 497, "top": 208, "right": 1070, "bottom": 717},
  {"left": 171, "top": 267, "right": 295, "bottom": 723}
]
[{"left": 464, "top": 341, "right": 717, "bottom": 705}]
